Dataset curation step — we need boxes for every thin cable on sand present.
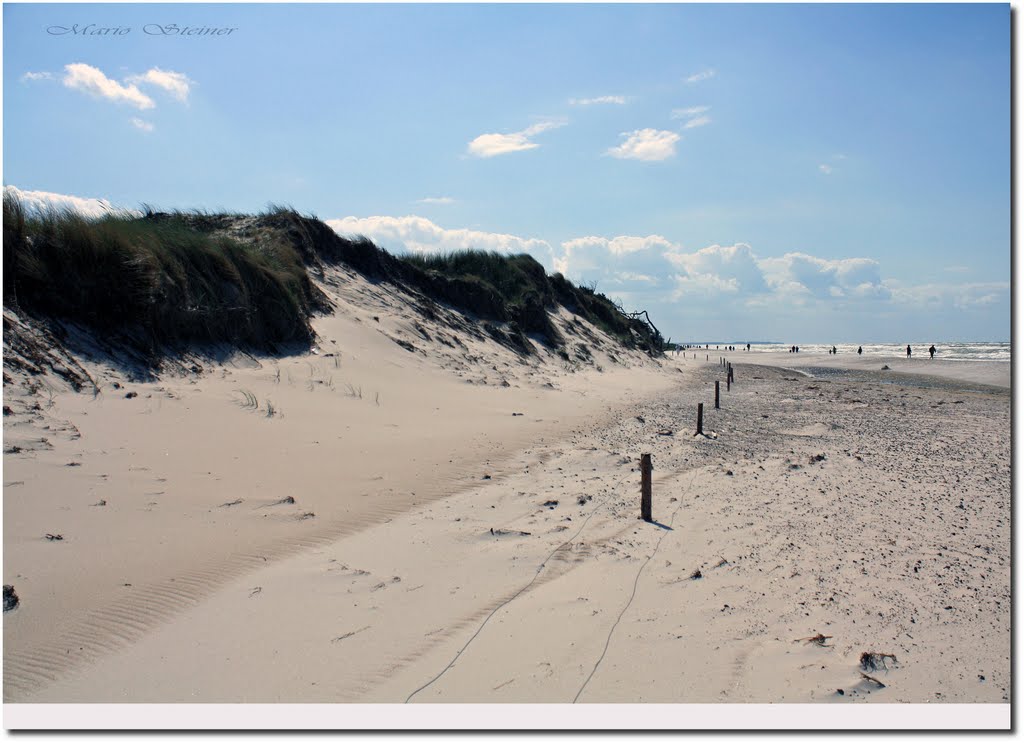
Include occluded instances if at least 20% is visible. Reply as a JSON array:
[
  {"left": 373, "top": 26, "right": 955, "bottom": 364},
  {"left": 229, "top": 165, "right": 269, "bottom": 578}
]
[
  {"left": 404, "top": 473, "right": 631, "bottom": 703},
  {"left": 573, "top": 468, "right": 698, "bottom": 703}
]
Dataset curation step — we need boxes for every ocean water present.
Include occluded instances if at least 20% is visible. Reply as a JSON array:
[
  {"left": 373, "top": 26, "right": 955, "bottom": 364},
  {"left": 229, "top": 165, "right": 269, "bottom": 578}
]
[{"left": 688, "top": 342, "right": 1011, "bottom": 362}]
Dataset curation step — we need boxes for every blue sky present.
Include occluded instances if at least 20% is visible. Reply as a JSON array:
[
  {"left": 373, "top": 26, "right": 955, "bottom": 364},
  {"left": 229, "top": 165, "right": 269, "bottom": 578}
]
[{"left": 4, "top": 3, "right": 1010, "bottom": 343}]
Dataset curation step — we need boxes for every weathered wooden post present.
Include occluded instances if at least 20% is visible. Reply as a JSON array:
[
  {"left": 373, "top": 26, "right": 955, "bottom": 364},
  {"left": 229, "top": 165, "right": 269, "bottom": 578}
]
[
  {"left": 696, "top": 402, "right": 704, "bottom": 435},
  {"left": 640, "top": 454, "right": 652, "bottom": 522},
  {"left": 715, "top": 380, "right": 720, "bottom": 409},
  {"left": 727, "top": 376, "right": 731, "bottom": 392}
]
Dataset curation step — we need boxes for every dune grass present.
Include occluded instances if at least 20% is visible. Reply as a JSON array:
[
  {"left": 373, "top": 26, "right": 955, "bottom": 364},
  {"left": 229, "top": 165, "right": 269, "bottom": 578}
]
[
  {"left": 4, "top": 192, "right": 322, "bottom": 351},
  {"left": 3, "top": 194, "right": 664, "bottom": 360}
]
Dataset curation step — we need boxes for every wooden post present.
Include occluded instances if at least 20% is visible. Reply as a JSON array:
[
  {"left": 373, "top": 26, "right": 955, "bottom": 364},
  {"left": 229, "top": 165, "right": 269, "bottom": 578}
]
[
  {"left": 715, "top": 380, "right": 720, "bottom": 409},
  {"left": 727, "top": 376, "right": 731, "bottom": 392},
  {"left": 640, "top": 454, "right": 652, "bottom": 522},
  {"left": 696, "top": 402, "right": 704, "bottom": 435}
]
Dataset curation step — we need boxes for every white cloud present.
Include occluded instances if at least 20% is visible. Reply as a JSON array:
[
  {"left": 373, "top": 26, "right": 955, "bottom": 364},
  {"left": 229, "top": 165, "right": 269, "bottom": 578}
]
[
  {"left": 126, "top": 67, "right": 193, "bottom": 102},
  {"left": 887, "top": 281, "right": 1008, "bottom": 311},
  {"left": 467, "top": 120, "right": 566, "bottom": 158},
  {"left": 62, "top": 63, "right": 155, "bottom": 110},
  {"left": 416, "top": 197, "right": 456, "bottom": 205},
  {"left": 569, "top": 95, "right": 627, "bottom": 105},
  {"left": 683, "top": 116, "right": 712, "bottom": 129},
  {"left": 819, "top": 164, "right": 833, "bottom": 175},
  {"left": 21, "top": 71, "right": 54, "bottom": 82},
  {"left": 671, "top": 105, "right": 710, "bottom": 119},
  {"left": 131, "top": 118, "right": 155, "bottom": 132},
  {"left": 325, "top": 215, "right": 554, "bottom": 264},
  {"left": 670, "top": 243, "right": 769, "bottom": 294},
  {"left": 3, "top": 185, "right": 140, "bottom": 219},
  {"left": 686, "top": 68, "right": 716, "bottom": 84},
  {"left": 606, "top": 129, "right": 680, "bottom": 161},
  {"left": 758, "top": 253, "right": 888, "bottom": 300}
]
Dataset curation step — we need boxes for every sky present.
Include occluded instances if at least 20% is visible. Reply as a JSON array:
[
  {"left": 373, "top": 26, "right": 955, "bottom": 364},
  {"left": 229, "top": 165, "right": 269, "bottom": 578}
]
[{"left": 3, "top": 3, "right": 1011, "bottom": 343}]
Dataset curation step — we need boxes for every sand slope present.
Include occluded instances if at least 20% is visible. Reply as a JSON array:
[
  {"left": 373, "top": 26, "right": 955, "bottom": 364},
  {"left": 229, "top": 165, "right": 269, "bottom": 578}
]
[{"left": 5, "top": 328, "right": 1009, "bottom": 705}]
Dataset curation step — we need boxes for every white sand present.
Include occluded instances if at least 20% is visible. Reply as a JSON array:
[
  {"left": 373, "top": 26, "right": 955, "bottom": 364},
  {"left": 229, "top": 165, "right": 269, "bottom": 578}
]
[{"left": 3, "top": 272, "right": 1011, "bottom": 711}]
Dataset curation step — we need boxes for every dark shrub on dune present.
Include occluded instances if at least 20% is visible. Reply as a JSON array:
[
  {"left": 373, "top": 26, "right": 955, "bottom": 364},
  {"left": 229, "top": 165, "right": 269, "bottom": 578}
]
[{"left": 3, "top": 193, "right": 322, "bottom": 351}]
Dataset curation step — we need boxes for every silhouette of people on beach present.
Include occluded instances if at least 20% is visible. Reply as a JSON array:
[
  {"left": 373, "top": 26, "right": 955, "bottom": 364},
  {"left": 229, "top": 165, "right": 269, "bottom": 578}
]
[
  {"left": 746, "top": 343, "right": 750, "bottom": 352},
  {"left": 858, "top": 346, "right": 862, "bottom": 355},
  {"left": 929, "top": 344, "right": 936, "bottom": 359},
  {"left": 906, "top": 345, "right": 912, "bottom": 358},
  {"left": 832, "top": 346, "right": 837, "bottom": 355}
]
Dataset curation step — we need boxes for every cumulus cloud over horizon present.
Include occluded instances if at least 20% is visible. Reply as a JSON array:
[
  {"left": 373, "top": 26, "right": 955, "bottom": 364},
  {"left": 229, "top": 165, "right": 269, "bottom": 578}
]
[
  {"left": 3, "top": 185, "right": 140, "bottom": 219},
  {"left": 326, "top": 214, "right": 555, "bottom": 264}
]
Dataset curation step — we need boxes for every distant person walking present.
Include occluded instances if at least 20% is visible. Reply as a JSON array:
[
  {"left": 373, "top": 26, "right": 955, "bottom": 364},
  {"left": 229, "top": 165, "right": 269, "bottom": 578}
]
[
  {"left": 832, "top": 346, "right": 837, "bottom": 355},
  {"left": 747, "top": 343, "right": 751, "bottom": 352},
  {"left": 858, "top": 346, "right": 863, "bottom": 355},
  {"left": 929, "top": 344, "right": 936, "bottom": 359},
  {"left": 906, "top": 345, "right": 912, "bottom": 358}
]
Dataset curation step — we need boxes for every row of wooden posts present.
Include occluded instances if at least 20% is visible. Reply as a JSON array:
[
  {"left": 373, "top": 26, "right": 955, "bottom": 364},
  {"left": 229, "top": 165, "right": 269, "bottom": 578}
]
[{"left": 640, "top": 357, "right": 736, "bottom": 522}]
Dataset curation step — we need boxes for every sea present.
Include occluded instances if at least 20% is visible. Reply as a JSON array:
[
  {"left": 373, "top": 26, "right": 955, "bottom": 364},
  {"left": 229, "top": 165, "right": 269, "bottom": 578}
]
[{"left": 687, "top": 342, "right": 1010, "bottom": 362}]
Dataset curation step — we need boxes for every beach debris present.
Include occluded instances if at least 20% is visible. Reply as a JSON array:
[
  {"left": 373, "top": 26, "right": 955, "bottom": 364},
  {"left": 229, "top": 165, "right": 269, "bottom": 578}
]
[
  {"left": 220, "top": 499, "right": 243, "bottom": 507},
  {"left": 859, "top": 672, "right": 886, "bottom": 688},
  {"left": 542, "top": 500, "right": 559, "bottom": 508},
  {"left": 2, "top": 406, "right": 11, "bottom": 416},
  {"left": 836, "top": 689, "right": 845, "bottom": 696},
  {"left": 332, "top": 626, "right": 370, "bottom": 643},
  {"left": 249, "top": 586, "right": 262, "bottom": 598},
  {"left": 296, "top": 512, "right": 316, "bottom": 520},
  {"left": 490, "top": 528, "right": 531, "bottom": 537},
  {"left": 635, "top": 416, "right": 645, "bottom": 423},
  {"left": 656, "top": 429, "right": 673, "bottom": 436},
  {"left": 92, "top": 499, "right": 107, "bottom": 507},
  {"left": 797, "top": 633, "right": 832, "bottom": 646},
  {"left": 44, "top": 533, "right": 64, "bottom": 541},
  {"left": 266, "top": 495, "right": 295, "bottom": 507},
  {"left": 859, "top": 652, "right": 897, "bottom": 672},
  {"left": 725, "top": 469, "right": 733, "bottom": 476},
  {"left": 482, "top": 474, "right": 492, "bottom": 480},
  {"left": 577, "top": 494, "right": 592, "bottom": 506},
  {"left": 810, "top": 453, "right": 828, "bottom": 463},
  {"left": 881, "top": 365, "right": 891, "bottom": 370},
  {"left": 3, "top": 585, "right": 19, "bottom": 612},
  {"left": 65, "top": 461, "right": 82, "bottom": 467},
  {"left": 689, "top": 569, "right": 703, "bottom": 580},
  {"left": 124, "top": 391, "right": 138, "bottom": 399},
  {"left": 714, "top": 557, "right": 729, "bottom": 568},
  {"left": 511, "top": 412, "right": 524, "bottom": 416}
]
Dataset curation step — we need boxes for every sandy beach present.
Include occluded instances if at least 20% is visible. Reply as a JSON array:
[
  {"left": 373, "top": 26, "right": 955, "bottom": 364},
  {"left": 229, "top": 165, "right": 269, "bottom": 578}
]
[{"left": 2, "top": 266, "right": 1010, "bottom": 709}]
